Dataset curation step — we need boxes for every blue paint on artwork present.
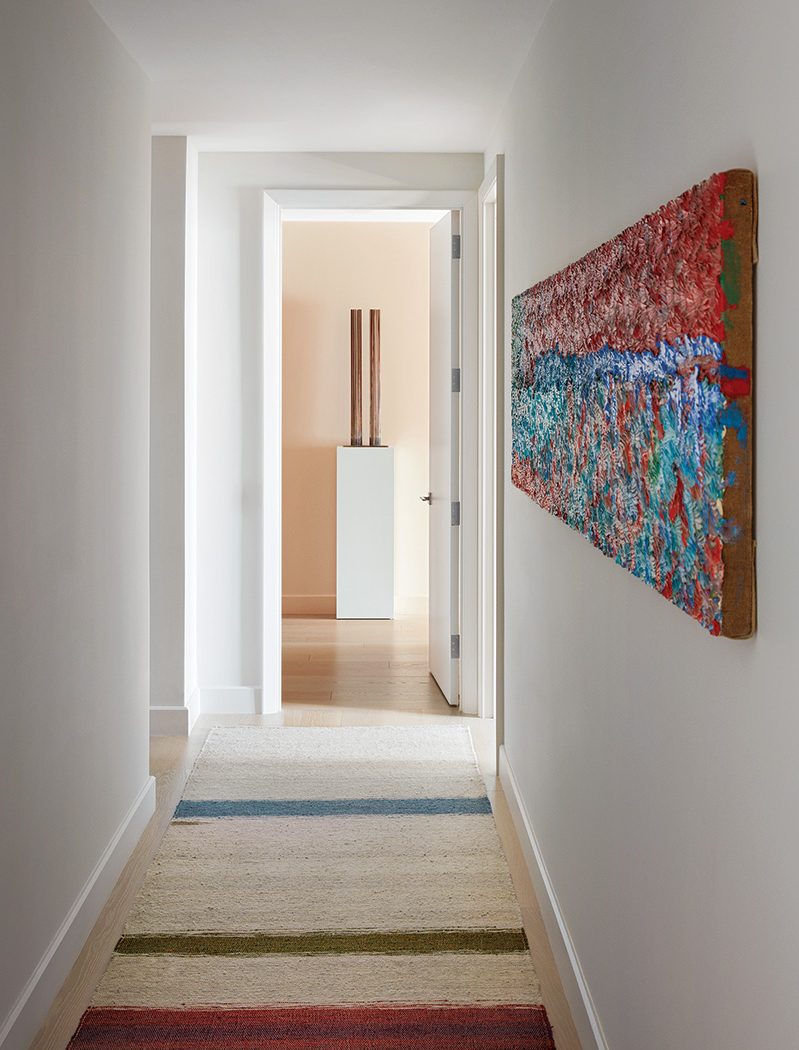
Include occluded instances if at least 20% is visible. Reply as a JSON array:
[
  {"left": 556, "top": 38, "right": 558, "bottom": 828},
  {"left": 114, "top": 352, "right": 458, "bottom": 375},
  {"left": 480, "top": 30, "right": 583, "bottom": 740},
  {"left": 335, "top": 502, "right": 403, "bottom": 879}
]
[
  {"left": 719, "top": 401, "right": 748, "bottom": 446},
  {"left": 718, "top": 364, "right": 750, "bottom": 381},
  {"left": 511, "top": 331, "right": 729, "bottom": 629}
]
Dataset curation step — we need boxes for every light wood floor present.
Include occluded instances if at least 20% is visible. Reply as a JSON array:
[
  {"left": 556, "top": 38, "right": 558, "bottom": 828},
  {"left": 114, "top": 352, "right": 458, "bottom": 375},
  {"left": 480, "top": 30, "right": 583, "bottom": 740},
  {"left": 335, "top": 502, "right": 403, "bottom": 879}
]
[{"left": 31, "top": 615, "right": 580, "bottom": 1050}]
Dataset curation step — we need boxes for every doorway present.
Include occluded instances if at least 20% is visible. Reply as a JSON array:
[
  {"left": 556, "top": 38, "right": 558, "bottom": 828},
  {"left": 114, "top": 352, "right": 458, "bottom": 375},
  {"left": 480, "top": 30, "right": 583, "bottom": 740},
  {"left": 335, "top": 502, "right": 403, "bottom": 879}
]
[
  {"left": 279, "top": 207, "right": 454, "bottom": 715},
  {"left": 259, "top": 188, "right": 480, "bottom": 721}
]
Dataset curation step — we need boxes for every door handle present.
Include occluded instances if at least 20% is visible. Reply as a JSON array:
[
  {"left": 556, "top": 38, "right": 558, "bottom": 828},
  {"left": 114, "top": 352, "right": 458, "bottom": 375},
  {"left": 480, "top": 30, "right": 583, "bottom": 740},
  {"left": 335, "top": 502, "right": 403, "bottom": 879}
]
[{"left": 420, "top": 493, "right": 431, "bottom": 503}]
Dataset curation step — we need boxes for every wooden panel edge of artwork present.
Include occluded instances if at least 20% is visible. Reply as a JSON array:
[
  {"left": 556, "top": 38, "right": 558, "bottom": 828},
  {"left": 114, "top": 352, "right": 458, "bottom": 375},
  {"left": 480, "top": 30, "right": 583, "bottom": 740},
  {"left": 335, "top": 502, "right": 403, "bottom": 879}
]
[{"left": 720, "top": 169, "right": 756, "bottom": 639}]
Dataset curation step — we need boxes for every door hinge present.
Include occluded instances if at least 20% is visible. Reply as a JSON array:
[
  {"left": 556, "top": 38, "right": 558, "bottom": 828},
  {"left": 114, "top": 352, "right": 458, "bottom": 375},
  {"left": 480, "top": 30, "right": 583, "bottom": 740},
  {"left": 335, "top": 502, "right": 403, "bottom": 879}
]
[
  {"left": 451, "top": 500, "right": 461, "bottom": 526},
  {"left": 451, "top": 634, "right": 461, "bottom": 659},
  {"left": 451, "top": 367, "right": 461, "bottom": 393},
  {"left": 451, "top": 234, "right": 461, "bottom": 260}
]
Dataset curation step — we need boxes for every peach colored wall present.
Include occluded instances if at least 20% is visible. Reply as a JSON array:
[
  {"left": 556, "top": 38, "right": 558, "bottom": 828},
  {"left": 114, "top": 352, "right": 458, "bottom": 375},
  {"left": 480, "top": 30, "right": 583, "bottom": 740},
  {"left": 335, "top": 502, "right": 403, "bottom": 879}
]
[{"left": 282, "top": 221, "right": 430, "bottom": 615}]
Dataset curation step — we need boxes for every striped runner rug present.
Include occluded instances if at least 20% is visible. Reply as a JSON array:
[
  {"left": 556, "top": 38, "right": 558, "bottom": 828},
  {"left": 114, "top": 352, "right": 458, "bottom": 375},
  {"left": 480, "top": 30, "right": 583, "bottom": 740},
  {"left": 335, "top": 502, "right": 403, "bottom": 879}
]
[{"left": 68, "top": 726, "right": 556, "bottom": 1048}]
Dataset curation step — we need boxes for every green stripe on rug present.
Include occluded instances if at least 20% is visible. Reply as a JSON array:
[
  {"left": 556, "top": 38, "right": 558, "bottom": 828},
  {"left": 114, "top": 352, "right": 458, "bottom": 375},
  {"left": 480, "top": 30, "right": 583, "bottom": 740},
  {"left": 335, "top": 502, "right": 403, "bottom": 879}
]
[{"left": 115, "top": 928, "right": 529, "bottom": 956}]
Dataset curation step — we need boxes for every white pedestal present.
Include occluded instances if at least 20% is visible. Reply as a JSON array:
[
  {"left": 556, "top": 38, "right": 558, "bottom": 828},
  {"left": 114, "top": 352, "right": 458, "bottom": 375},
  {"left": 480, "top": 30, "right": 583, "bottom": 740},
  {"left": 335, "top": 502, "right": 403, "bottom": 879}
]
[{"left": 336, "top": 446, "right": 394, "bottom": 619}]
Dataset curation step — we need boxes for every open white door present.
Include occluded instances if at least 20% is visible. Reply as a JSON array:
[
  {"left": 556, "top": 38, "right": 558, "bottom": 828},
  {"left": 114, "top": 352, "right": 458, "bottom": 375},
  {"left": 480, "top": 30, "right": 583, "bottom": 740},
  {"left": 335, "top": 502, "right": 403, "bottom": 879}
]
[{"left": 427, "top": 211, "right": 460, "bottom": 705}]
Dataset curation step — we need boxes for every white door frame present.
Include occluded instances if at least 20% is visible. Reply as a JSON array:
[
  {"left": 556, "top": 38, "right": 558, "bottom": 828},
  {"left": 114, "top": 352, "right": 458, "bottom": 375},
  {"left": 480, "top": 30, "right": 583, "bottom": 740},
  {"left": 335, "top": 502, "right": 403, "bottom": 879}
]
[
  {"left": 262, "top": 187, "right": 479, "bottom": 713},
  {"left": 261, "top": 194, "right": 283, "bottom": 714},
  {"left": 477, "top": 157, "right": 505, "bottom": 735}
]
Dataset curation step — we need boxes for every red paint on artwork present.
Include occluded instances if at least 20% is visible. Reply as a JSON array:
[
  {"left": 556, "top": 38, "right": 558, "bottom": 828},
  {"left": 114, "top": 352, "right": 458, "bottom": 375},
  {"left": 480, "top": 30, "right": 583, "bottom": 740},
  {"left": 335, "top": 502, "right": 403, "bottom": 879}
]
[
  {"left": 516, "top": 173, "right": 729, "bottom": 361},
  {"left": 719, "top": 373, "right": 751, "bottom": 398}
]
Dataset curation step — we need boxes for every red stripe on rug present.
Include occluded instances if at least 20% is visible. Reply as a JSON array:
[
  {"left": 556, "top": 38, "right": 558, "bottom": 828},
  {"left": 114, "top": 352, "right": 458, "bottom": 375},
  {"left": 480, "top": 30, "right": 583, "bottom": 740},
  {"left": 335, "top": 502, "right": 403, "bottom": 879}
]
[{"left": 68, "top": 1005, "right": 556, "bottom": 1049}]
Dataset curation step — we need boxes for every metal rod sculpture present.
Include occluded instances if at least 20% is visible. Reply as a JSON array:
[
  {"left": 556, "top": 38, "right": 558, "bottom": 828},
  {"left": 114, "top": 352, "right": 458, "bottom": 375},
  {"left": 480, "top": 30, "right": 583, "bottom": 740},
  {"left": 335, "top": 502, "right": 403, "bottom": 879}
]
[
  {"left": 349, "top": 308, "right": 363, "bottom": 446},
  {"left": 369, "top": 308, "right": 381, "bottom": 447}
]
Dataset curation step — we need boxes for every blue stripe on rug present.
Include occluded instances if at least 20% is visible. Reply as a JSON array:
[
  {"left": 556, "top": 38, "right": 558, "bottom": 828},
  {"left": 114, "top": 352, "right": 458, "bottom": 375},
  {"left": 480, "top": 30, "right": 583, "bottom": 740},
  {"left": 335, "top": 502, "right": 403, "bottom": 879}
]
[{"left": 174, "top": 797, "right": 493, "bottom": 818}]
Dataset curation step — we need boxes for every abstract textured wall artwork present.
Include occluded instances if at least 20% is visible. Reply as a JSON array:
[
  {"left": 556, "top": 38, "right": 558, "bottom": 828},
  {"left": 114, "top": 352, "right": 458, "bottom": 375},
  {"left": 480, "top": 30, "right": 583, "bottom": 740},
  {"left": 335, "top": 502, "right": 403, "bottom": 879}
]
[{"left": 511, "top": 171, "right": 756, "bottom": 637}]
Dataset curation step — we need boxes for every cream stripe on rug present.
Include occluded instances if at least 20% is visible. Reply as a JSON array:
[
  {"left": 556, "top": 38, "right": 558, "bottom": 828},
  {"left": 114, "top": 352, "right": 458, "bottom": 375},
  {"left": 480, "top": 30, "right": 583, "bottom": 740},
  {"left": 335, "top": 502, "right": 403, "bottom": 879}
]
[
  {"left": 123, "top": 815, "right": 522, "bottom": 934},
  {"left": 93, "top": 953, "right": 543, "bottom": 1007},
  {"left": 182, "top": 725, "right": 488, "bottom": 800}
]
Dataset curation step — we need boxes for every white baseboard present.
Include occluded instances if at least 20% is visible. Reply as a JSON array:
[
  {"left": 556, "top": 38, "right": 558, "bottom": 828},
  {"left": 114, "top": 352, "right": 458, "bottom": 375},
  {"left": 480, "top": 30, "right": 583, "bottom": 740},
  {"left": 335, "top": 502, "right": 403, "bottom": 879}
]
[
  {"left": 499, "top": 746, "right": 608, "bottom": 1050},
  {"left": 0, "top": 775, "right": 156, "bottom": 1050},
  {"left": 283, "top": 594, "right": 336, "bottom": 616},
  {"left": 201, "top": 686, "right": 261, "bottom": 714},
  {"left": 150, "top": 689, "right": 201, "bottom": 737},
  {"left": 282, "top": 595, "right": 428, "bottom": 618}
]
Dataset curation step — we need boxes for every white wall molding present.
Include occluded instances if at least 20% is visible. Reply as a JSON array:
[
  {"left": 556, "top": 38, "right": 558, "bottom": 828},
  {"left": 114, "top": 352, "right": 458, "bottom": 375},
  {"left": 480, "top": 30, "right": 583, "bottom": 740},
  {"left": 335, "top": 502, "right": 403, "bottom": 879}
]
[
  {"left": 186, "top": 686, "right": 201, "bottom": 732},
  {"left": 282, "top": 594, "right": 336, "bottom": 617},
  {"left": 499, "top": 746, "right": 608, "bottom": 1050},
  {"left": 0, "top": 776, "right": 156, "bottom": 1050},
  {"left": 201, "top": 686, "right": 262, "bottom": 714}
]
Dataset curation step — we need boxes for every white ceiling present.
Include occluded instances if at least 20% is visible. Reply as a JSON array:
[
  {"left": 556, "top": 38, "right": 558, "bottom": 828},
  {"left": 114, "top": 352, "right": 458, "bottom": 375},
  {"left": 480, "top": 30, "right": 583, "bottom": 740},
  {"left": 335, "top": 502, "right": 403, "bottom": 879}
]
[{"left": 90, "top": 0, "right": 549, "bottom": 151}]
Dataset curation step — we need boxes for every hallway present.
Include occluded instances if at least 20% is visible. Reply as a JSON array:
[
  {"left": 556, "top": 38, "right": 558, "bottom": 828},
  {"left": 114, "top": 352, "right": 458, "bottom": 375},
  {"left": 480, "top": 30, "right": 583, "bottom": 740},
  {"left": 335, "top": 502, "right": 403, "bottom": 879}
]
[
  {"left": 32, "top": 617, "right": 580, "bottom": 1050},
  {"left": 5, "top": 4, "right": 799, "bottom": 1049}
]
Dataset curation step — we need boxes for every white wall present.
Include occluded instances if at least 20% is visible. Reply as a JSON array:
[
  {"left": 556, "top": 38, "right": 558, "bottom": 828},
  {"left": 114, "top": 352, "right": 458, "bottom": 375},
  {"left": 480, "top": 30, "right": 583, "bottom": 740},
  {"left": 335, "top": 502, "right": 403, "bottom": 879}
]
[
  {"left": 487, "top": 1, "right": 799, "bottom": 1047},
  {"left": 196, "top": 153, "right": 482, "bottom": 708},
  {"left": 0, "top": 2, "right": 153, "bottom": 1048}
]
